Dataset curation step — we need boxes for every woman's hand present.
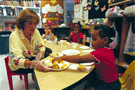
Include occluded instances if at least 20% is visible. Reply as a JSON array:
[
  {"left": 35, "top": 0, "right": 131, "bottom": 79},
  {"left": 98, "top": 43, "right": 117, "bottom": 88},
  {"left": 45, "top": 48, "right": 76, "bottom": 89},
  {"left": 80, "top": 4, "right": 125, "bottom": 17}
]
[
  {"left": 36, "top": 51, "right": 45, "bottom": 60},
  {"left": 52, "top": 57, "right": 63, "bottom": 63},
  {"left": 31, "top": 61, "right": 50, "bottom": 72}
]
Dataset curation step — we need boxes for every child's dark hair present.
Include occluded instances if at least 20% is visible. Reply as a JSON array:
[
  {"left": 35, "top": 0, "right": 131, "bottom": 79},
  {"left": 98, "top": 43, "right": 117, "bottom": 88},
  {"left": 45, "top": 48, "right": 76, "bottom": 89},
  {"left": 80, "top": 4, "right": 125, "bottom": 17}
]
[
  {"left": 94, "top": 24, "right": 115, "bottom": 43},
  {"left": 74, "top": 21, "right": 81, "bottom": 29},
  {"left": 73, "top": 21, "right": 82, "bottom": 32},
  {"left": 44, "top": 24, "right": 52, "bottom": 29}
]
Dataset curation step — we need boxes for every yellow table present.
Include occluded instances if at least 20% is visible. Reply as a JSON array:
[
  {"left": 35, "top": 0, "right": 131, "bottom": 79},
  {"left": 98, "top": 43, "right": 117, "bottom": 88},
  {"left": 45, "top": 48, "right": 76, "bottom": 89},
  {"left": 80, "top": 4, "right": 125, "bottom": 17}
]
[{"left": 34, "top": 41, "right": 95, "bottom": 90}]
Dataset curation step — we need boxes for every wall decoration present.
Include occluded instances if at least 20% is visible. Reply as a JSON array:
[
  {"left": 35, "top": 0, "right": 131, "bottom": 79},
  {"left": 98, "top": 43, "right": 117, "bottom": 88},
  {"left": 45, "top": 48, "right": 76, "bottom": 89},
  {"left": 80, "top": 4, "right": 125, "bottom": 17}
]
[
  {"left": 84, "top": 10, "right": 88, "bottom": 20},
  {"left": 50, "top": 6, "right": 56, "bottom": 12},
  {"left": 75, "top": 0, "right": 81, "bottom": 5},
  {"left": 42, "top": 18, "right": 47, "bottom": 23},
  {"left": 41, "top": 0, "right": 64, "bottom": 27},
  {"left": 87, "top": 0, "right": 93, "bottom": 5},
  {"left": 55, "top": 12, "right": 59, "bottom": 17},
  {"left": 75, "top": 4, "right": 80, "bottom": 12},
  {"left": 87, "top": 0, "right": 108, "bottom": 19},
  {"left": 82, "top": 0, "right": 88, "bottom": 7},
  {"left": 51, "top": 0, "right": 57, "bottom": 4}
]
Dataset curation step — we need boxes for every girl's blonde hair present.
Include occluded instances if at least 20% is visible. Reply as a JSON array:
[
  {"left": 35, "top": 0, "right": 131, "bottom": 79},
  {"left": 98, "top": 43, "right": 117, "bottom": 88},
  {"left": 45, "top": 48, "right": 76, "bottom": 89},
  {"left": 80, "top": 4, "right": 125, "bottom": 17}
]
[{"left": 16, "top": 9, "right": 39, "bottom": 30}]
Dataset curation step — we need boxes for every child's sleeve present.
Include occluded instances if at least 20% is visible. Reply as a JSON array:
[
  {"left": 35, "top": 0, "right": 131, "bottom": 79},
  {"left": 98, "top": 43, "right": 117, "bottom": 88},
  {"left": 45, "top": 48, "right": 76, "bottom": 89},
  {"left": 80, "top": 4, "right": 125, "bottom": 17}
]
[
  {"left": 79, "top": 32, "right": 83, "bottom": 39},
  {"left": 90, "top": 50, "right": 103, "bottom": 64}
]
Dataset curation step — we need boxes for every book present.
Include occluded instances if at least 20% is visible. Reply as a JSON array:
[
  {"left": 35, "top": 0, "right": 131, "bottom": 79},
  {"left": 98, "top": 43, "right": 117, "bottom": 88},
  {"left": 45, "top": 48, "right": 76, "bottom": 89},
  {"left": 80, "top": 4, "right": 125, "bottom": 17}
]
[
  {"left": 0, "top": 7, "right": 3, "bottom": 15},
  {"left": 5, "top": 21, "right": 16, "bottom": 32}
]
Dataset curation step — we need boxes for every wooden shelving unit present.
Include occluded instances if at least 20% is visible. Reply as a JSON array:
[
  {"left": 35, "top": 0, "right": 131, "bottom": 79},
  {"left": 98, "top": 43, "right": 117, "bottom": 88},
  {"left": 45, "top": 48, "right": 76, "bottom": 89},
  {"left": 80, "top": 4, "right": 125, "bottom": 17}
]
[
  {"left": 109, "top": 0, "right": 135, "bottom": 7},
  {"left": 108, "top": 0, "right": 135, "bottom": 68}
]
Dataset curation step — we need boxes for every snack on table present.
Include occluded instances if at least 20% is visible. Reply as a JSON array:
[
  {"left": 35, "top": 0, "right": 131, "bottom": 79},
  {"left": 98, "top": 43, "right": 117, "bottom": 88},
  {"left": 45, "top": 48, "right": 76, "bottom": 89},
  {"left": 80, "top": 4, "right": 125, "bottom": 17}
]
[
  {"left": 59, "top": 60, "right": 65, "bottom": 64},
  {"left": 52, "top": 61, "right": 60, "bottom": 70},
  {"left": 77, "top": 64, "right": 86, "bottom": 70},
  {"left": 50, "top": 53, "right": 61, "bottom": 57},
  {"left": 49, "top": 59, "right": 52, "bottom": 63},
  {"left": 61, "top": 64, "right": 68, "bottom": 69},
  {"left": 56, "top": 53, "right": 59, "bottom": 56},
  {"left": 63, "top": 41, "right": 67, "bottom": 45},
  {"left": 45, "top": 59, "right": 69, "bottom": 70}
]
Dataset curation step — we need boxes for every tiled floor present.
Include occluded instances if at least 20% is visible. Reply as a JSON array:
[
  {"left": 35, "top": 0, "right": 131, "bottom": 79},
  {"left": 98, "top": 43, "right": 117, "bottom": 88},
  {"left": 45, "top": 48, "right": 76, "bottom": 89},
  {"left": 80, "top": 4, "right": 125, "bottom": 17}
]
[{"left": 0, "top": 54, "right": 86, "bottom": 90}]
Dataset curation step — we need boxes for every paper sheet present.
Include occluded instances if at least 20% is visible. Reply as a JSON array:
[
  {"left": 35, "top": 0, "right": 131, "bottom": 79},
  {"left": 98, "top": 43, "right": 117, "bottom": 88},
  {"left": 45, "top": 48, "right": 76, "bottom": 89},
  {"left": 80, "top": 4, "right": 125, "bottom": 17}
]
[
  {"left": 42, "top": 18, "right": 46, "bottom": 23},
  {"left": 75, "top": 4, "right": 80, "bottom": 12},
  {"left": 84, "top": 10, "right": 88, "bottom": 20},
  {"left": 75, "top": 11, "right": 80, "bottom": 18},
  {"left": 42, "top": 4, "right": 50, "bottom": 14},
  {"left": 50, "top": 6, "right": 56, "bottom": 12}
]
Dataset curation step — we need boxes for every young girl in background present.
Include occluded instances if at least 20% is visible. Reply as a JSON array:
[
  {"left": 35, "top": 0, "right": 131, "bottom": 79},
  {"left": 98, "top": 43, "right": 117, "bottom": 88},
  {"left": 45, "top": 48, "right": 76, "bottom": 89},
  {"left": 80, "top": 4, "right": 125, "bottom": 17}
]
[
  {"left": 53, "top": 25, "right": 121, "bottom": 90},
  {"left": 68, "top": 22, "right": 83, "bottom": 44},
  {"left": 42, "top": 25, "right": 54, "bottom": 41}
]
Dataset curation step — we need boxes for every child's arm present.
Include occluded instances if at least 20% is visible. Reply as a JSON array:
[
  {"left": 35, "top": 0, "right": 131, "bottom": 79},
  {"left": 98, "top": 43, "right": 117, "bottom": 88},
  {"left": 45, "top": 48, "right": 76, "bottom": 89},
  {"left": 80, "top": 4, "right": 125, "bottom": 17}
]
[
  {"left": 50, "top": 32, "right": 54, "bottom": 41},
  {"left": 42, "top": 34, "right": 47, "bottom": 39},
  {"left": 76, "top": 34, "right": 83, "bottom": 44},
  {"left": 52, "top": 54, "right": 95, "bottom": 63},
  {"left": 68, "top": 31, "right": 74, "bottom": 42}
]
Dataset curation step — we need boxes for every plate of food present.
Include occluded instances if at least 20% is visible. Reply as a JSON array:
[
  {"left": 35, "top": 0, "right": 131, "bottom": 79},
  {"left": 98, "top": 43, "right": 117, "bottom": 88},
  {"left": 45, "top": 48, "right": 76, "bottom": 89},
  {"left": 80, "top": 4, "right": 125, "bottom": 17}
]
[
  {"left": 44, "top": 59, "right": 70, "bottom": 71},
  {"left": 62, "top": 49, "right": 80, "bottom": 56},
  {"left": 50, "top": 53, "right": 63, "bottom": 57},
  {"left": 79, "top": 46, "right": 90, "bottom": 49}
]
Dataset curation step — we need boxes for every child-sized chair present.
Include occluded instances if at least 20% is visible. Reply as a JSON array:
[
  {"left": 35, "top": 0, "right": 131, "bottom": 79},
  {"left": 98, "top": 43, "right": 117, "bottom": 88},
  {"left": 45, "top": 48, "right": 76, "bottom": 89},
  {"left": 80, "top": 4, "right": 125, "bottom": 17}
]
[
  {"left": 119, "top": 60, "right": 135, "bottom": 90},
  {"left": 4, "top": 56, "right": 29, "bottom": 90}
]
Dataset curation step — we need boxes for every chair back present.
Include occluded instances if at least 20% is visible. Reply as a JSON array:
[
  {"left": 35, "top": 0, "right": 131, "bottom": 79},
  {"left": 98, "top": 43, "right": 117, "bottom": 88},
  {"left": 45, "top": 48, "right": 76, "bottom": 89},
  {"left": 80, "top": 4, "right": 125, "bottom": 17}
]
[
  {"left": 119, "top": 60, "right": 135, "bottom": 90},
  {"left": 4, "top": 56, "right": 17, "bottom": 75}
]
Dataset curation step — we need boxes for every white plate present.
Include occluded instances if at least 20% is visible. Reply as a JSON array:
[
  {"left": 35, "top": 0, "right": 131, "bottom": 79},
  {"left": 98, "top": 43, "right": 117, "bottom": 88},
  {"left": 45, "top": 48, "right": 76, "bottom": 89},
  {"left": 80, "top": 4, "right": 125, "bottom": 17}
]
[
  {"left": 44, "top": 59, "right": 70, "bottom": 71},
  {"left": 50, "top": 53, "right": 63, "bottom": 57},
  {"left": 62, "top": 49, "right": 80, "bottom": 56},
  {"left": 79, "top": 46, "right": 90, "bottom": 49},
  {"left": 79, "top": 62, "right": 94, "bottom": 66},
  {"left": 47, "top": 41, "right": 52, "bottom": 43}
]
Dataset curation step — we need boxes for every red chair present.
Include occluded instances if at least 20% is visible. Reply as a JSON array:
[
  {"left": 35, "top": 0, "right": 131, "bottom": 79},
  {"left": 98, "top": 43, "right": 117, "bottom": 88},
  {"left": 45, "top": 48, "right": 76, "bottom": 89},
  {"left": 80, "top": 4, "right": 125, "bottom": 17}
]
[{"left": 4, "top": 56, "right": 28, "bottom": 90}]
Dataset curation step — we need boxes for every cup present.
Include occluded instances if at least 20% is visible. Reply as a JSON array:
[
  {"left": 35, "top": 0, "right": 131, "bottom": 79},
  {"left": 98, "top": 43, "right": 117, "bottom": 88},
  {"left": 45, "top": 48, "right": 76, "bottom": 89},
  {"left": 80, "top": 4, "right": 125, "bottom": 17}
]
[
  {"left": 60, "top": 40, "right": 64, "bottom": 45},
  {"left": 63, "top": 40, "right": 67, "bottom": 45},
  {"left": 86, "top": 37, "right": 90, "bottom": 42},
  {"left": 44, "top": 39, "right": 47, "bottom": 43},
  {"left": 72, "top": 42, "right": 78, "bottom": 49}
]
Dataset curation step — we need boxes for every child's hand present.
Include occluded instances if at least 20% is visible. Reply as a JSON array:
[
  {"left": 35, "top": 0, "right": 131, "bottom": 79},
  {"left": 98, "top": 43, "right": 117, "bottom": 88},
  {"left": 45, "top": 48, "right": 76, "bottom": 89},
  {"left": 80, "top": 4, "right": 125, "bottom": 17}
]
[
  {"left": 45, "top": 30, "right": 49, "bottom": 35},
  {"left": 69, "top": 31, "right": 75, "bottom": 36},
  {"left": 52, "top": 57, "right": 63, "bottom": 63},
  {"left": 49, "top": 30, "right": 52, "bottom": 34},
  {"left": 74, "top": 30, "right": 79, "bottom": 34}
]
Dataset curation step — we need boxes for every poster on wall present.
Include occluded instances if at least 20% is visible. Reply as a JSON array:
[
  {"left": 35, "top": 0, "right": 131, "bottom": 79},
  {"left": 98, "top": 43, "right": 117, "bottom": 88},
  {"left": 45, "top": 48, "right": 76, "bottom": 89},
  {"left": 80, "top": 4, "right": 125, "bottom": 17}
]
[
  {"left": 74, "top": 4, "right": 80, "bottom": 12},
  {"left": 84, "top": 10, "right": 88, "bottom": 20},
  {"left": 41, "top": 0, "right": 64, "bottom": 28},
  {"left": 87, "top": 0, "right": 108, "bottom": 19},
  {"left": 75, "top": 11, "right": 80, "bottom": 18}
]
